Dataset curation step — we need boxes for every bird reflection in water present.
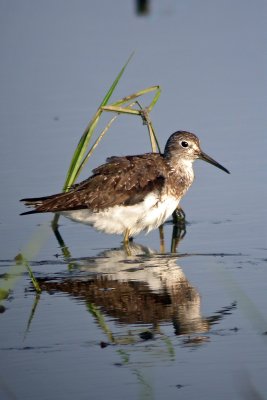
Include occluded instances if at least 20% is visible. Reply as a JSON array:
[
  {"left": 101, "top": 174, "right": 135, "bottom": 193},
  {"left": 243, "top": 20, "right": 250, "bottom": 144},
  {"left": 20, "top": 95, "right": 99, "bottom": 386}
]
[{"left": 38, "top": 239, "right": 236, "bottom": 346}]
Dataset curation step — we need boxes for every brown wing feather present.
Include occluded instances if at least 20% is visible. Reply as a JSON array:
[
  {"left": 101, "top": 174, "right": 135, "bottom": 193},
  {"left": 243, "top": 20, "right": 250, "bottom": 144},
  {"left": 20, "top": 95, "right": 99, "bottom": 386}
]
[{"left": 21, "top": 153, "right": 169, "bottom": 214}]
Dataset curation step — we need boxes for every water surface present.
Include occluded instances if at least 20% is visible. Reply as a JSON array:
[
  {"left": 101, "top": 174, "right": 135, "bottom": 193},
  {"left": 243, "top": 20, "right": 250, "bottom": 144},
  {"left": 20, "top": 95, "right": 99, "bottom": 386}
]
[{"left": 0, "top": 1, "right": 266, "bottom": 399}]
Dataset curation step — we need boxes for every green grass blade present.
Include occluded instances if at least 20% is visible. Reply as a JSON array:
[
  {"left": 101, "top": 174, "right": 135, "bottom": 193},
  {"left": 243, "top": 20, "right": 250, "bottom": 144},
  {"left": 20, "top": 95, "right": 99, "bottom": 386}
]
[
  {"left": 24, "top": 293, "right": 41, "bottom": 340},
  {"left": 147, "top": 120, "right": 160, "bottom": 152},
  {"left": 15, "top": 254, "right": 42, "bottom": 294},
  {"left": 101, "top": 105, "right": 140, "bottom": 115},
  {"left": 147, "top": 86, "right": 161, "bottom": 112},
  {"left": 75, "top": 114, "right": 118, "bottom": 180},
  {"left": 111, "top": 85, "right": 160, "bottom": 107},
  {"left": 62, "top": 111, "right": 101, "bottom": 192},
  {"left": 86, "top": 302, "right": 115, "bottom": 343},
  {"left": 101, "top": 52, "right": 135, "bottom": 107},
  {"left": 101, "top": 85, "right": 161, "bottom": 153},
  {"left": 62, "top": 52, "right": 135, "bottom": 192}
]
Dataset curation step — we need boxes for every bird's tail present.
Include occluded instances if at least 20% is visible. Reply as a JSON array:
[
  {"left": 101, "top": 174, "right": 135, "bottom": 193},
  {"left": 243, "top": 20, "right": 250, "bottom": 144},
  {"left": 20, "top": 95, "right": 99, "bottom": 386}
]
[{"left": 20, "top": 194, "right": 58, "bottom": 215}]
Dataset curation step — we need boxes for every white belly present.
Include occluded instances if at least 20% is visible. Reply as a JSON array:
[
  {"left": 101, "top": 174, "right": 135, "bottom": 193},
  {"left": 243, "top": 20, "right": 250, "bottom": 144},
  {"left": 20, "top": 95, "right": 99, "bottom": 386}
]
[{"left": 61, "top": 193, "right": 179, "bottom": 237}]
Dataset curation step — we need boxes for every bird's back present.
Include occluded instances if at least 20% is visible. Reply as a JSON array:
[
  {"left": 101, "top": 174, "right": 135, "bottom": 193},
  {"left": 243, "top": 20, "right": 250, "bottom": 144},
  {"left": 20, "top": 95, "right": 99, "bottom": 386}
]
[{"left": 21, "top": 153, "right": 172, "bottom": 214}]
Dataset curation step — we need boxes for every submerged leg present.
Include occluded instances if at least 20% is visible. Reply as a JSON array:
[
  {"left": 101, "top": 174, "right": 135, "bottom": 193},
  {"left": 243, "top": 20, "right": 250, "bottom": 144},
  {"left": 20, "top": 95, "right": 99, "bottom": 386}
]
[
  {"left": 171, "top": 213, "right": 187, "bottom": 253},
  {"left": 123, "top": 228, "right": 131, "bottom": 244},
  {"left": 159, "top": 225, "right": 165, "bottom": 254},
  {"left": 123, "top": 228, "right": 133, "bottom": 255}
]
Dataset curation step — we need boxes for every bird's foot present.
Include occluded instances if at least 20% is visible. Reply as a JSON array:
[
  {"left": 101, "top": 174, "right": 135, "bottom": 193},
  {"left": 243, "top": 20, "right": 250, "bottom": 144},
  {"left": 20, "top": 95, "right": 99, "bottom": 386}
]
[
  {"left": 172, "top": 207, "right": 186, "bottom": 223},
  {"left": 171, "top": 207, "right": 187, "bottom": 252}
]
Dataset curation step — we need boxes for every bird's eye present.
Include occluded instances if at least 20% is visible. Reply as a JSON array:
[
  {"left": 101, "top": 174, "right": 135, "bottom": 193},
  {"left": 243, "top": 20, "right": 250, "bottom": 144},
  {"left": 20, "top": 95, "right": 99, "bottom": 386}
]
[{"left": 181, "top": 141, "right": 188, "bottom": 148}]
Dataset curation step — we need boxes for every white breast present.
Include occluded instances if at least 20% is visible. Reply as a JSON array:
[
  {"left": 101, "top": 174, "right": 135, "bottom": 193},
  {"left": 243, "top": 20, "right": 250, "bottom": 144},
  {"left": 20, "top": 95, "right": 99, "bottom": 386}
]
[{"left": 61, "top": 193, "right": 179, "bottom": 237}]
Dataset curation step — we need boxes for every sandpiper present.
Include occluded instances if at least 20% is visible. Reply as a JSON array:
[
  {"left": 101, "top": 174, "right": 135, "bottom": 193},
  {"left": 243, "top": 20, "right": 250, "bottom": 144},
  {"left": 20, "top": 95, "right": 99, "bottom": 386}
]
[{"left": 21, "top": 131, "right": 230, "bottom": 242}]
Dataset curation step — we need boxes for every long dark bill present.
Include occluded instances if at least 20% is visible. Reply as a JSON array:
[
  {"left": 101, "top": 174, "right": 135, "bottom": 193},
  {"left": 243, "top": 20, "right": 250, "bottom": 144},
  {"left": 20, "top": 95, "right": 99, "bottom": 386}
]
[{"left": 200, "top": 151, "right": 230, "bottom": 174}]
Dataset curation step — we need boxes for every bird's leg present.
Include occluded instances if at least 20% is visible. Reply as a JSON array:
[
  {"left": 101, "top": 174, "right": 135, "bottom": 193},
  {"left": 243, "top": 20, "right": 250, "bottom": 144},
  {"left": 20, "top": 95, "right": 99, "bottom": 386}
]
[
  {"left": 123, "top": 229, "right": 133, "bottom": 255},
  {"left": 171, "top": 225, "right": 186, "bottom": 253},
  {"left": 123, "top": 228, "right": 130, "bottom": 244},
  {"left": 159, "top": 225, "right": 165, "bottom": 254},
  {"left": 171, "top": 207, "right": 187, "bottom": 253},
  {"left": 172, "top": 206, "right": 186, "bottom": 223}
]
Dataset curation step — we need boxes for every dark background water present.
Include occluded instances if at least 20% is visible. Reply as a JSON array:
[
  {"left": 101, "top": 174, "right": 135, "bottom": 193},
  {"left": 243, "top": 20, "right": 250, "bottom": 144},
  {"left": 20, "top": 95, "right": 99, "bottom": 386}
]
[{"left": 0, "top": 1, "right": 266, "bottom": 399}]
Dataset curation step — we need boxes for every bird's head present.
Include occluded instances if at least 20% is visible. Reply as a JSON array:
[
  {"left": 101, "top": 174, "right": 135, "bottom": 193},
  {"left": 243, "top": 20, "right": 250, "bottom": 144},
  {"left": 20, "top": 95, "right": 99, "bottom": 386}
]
[{"left": 164, "top": 131, "right": 230, "bottom": 174}]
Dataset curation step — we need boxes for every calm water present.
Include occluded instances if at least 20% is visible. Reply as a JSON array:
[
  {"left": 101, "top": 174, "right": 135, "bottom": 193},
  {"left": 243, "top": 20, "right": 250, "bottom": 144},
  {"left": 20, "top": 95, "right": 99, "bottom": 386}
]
[{"left": 1, "top": 1, "right": 266, "bottom": 399}]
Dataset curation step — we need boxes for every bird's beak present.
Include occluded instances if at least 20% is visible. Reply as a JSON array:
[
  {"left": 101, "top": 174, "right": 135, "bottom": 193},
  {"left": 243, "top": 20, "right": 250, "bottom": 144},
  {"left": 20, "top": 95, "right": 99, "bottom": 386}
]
[{"left": 199, "top": 151, "right": 230, "bottom": 174}]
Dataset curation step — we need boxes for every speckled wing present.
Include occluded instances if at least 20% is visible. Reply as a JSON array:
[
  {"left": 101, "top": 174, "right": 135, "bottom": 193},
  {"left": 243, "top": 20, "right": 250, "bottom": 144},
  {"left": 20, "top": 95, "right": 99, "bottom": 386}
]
[{"left": 20, "top": 153, "right": 168, "bottom": 214}]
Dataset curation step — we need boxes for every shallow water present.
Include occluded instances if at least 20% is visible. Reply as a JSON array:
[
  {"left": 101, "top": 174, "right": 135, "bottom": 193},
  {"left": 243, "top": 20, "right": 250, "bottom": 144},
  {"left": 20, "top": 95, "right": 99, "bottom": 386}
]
[{"left": 1, "top": 1, "right": 267, "bottom": 399}]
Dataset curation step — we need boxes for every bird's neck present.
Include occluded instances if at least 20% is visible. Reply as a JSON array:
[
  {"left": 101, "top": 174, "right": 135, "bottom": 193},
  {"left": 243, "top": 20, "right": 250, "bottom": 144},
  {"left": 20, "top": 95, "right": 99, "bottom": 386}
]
[{"left": 167, "top": 157, "right": 195, "bottom": 188}]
